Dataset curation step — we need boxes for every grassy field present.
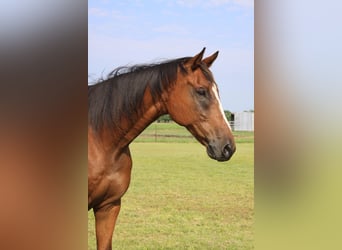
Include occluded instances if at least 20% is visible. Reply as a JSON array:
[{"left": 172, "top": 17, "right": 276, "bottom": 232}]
[{"left": 88, "top": 123, "right": 254, "bottom": 249}]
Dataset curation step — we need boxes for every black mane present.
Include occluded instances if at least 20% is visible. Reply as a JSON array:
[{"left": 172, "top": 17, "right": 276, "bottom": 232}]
[{"left": 88, "top": 57, "right": 190, "bottom": 132}]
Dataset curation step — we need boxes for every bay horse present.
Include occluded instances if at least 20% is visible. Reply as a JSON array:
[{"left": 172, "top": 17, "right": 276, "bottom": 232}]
[{"left": 88, "top": 48, "right": 236, "bottom": 250}]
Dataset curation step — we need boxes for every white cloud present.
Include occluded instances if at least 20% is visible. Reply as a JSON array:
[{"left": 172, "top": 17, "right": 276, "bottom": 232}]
[
  {"left": 88, "top": 7, "right": 108, "bottom": 17},
  {"left": 176, "top": 0, "right": 202, "bottom": 8},
  {"left": 88, "top": 8, "right": 133, "bottom": 21},
  {"left": 232, "top": 0, "right": 254, "bottom": 8},
  {"left": 174, "top": 0, "right": 253, "bottom": 8}
]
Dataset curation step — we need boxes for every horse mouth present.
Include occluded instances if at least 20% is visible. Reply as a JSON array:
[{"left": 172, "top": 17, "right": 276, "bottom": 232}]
[{"left": 206, "top": 143, "right": 235, "bottom": 162}]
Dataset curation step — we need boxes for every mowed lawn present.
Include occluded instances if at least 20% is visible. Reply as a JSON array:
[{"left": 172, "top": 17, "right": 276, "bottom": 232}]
[{"left": 88, "top": 137, "right": 254, "bottom": 249}]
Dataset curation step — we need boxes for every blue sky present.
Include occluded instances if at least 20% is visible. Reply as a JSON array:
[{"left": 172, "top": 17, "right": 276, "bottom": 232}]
[{"left": 89, "top": 0, "right": 254, "bottom": 112}]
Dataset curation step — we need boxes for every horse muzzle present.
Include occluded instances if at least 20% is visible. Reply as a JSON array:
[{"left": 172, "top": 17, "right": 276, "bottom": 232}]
[{"left": 206, "top": 141, "right": 236, "bottom": 162}]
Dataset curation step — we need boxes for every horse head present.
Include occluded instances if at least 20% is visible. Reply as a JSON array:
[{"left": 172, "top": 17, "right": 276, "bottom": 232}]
[{"left": 166, "top": 48, "right": 236, "bottom": 161}]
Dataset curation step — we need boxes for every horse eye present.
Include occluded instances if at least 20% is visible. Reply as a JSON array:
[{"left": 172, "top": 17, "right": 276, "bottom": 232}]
[{"left": 196, "top": 88, "right": 207, "bottom": 97}]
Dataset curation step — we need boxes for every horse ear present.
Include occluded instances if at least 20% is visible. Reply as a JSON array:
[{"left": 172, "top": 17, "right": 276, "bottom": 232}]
[
  {"left": 187, "top": 47, "right": 206, "bottom": 71},
  {"left": 202, "top": 51, "right": 219, "bottom": 68}
]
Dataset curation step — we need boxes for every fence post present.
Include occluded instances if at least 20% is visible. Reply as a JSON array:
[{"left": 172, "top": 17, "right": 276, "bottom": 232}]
[{"left": 154, "top": 122, "right": 157, "bottom": 142}]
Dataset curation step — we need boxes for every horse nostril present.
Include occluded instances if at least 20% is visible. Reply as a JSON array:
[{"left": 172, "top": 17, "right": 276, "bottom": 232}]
[
  {"left": 222, "top": 143, "right": 235, "bottom": 159},
  {"left": 222, "top": 144, "right": 231, "bottom": 158}
]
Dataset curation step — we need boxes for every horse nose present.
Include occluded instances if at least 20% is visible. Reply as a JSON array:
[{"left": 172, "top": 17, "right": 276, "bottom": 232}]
[{"left": 222, "top": 143, "right": 236, "bottom": 160}]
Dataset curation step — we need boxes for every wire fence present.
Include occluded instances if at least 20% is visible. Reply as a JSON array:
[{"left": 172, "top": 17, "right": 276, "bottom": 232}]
[{"left": 135, "top": 122, "right": 254, "bottom": 143}]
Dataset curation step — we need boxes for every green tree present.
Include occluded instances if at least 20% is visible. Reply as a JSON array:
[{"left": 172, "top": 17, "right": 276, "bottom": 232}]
[
  {"left": 157, "top": 114, "right": 172, "bottom": 123},
  {"left": 224, "top": 110, "right": 232, "bottom": 121}
]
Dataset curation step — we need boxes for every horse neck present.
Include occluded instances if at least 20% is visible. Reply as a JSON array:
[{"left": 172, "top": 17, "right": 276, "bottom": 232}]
[{"left": 116, "top": 88, "right": 167, "bottom": 150}]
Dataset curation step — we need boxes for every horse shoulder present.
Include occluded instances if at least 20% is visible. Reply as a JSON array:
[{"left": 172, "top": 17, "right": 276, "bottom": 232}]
[{"left": 88, "top": 131, "right": 132, "bottom": 209}]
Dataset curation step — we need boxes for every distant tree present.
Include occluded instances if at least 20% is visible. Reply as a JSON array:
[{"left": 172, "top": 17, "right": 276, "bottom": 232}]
[
  {"left": 224, "top": 110, "right": 232, "bottom": 121},
  {"left": 157, "top": 114, "right": 172, "bottom": 123}
]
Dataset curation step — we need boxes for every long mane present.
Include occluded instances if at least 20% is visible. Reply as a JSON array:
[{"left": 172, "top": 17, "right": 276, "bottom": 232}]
[{"left": 88, "top": 57, "right": 190, "bottom": 132}]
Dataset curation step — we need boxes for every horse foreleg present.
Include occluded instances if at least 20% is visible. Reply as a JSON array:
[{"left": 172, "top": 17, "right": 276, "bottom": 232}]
[{"left": 94, "top": 199, "right": 121, "bottom": 250}]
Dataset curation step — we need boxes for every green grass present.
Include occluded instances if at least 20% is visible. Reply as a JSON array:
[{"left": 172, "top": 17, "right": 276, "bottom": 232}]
[{"left": 88, "top": 139, "right": 254, "bottom": 249}]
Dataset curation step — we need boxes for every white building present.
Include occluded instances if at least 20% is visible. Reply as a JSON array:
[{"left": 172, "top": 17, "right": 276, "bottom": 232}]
[{"left": 231, "top": 111, "right": 254, "bottom": 131}]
